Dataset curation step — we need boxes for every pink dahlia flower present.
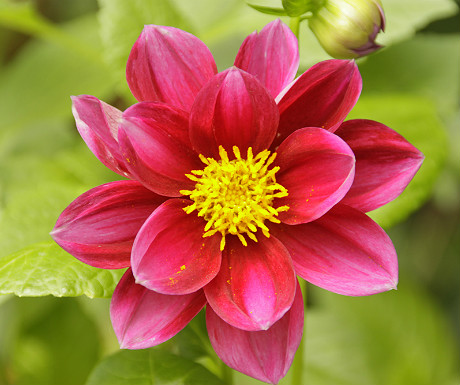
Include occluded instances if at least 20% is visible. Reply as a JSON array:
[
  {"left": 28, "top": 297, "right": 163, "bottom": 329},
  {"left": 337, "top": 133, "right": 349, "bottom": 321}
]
[{"left": 52, "top": 20, "right": 423, "bottom": 384}]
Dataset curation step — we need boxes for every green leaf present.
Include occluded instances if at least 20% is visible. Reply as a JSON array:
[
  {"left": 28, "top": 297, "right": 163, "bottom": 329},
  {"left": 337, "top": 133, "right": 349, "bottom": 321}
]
[
  {"left": 0, "top": 242, "right": 124, "bottom": 298},
  {"left": 347, "top": 94, "right": 448, "bottom": 228},
  {"left": 246, "top": 1, "right": 287, "bottom": 16},
  {"left": 281, "top": 0, "right": 311, "bottom": 16},
  {"left": 174, "top": 310, "right": 213, "bottom": 361},
  {"left": 86, "top": 349, "right": 225, "bottom": 385},
  {"left": 97, "top": 0, "right": 191, "bottom": 99}
]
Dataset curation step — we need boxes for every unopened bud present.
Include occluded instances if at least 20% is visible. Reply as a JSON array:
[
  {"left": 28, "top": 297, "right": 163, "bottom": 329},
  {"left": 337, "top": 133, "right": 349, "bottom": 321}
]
[{"left": 309, "top": 0, "right": 385, "bottom": 59}]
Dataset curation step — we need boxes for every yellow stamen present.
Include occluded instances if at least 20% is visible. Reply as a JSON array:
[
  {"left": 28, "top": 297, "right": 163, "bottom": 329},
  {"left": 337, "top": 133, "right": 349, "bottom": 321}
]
[{"left": 180, "top": 146, "right": 289, "bottom": 250}]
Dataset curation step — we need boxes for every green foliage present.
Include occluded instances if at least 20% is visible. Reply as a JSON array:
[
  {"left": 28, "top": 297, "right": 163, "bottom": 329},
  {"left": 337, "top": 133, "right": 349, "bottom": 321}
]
[
  {"left": 359, "top": 33, "right": 460, "bottom": 119},
  {"left": 378, "top": 0, "right": 459, "bottom": 45},
  {"left": 302, "top": 283, "right": 460, "bottom": 385},
  {"left": 173, "top": 312, "right": 210, "bottom": 360},
  {"left": 0, "top": 0, "right": 102, "bottom": 63},
  {"left": 0, "top": 138, "right": 116, "bottom": 258},
  {"left": 0, "top": 13, "right": 113, "bottom": 133},
  {"left": 0, "top": 297, "right": 101, "bottom": 385},
  {"left": 0, "top": 6, "right": 121, "bottom": 304},
  {"left": 0, "top": 242, "right": 124, "bottom": 298},
  {"left": 86, "top": 349, "right": 225, "bottom": 385}
]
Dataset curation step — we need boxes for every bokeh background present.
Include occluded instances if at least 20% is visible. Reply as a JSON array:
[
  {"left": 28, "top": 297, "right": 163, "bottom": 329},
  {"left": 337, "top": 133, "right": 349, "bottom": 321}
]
[{"left": 0, "top": 0, "right": 459, "bottom": 384}]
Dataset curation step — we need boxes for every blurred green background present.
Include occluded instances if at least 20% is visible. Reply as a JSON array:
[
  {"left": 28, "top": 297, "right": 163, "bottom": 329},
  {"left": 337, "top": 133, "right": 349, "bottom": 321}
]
[{"left": 0, "top": 0, "right": 459, "bottom": 384}]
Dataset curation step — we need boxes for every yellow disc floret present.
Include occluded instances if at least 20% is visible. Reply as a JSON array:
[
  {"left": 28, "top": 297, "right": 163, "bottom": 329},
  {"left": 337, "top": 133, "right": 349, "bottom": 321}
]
[{"left": 180, "top": 145, "right": 289, "bottom": 250}]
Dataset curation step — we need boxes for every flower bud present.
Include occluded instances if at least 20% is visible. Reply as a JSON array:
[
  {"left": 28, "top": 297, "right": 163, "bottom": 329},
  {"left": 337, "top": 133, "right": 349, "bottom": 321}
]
[{"left": 308, "top": 0, "right": 385, "bottom": 59}]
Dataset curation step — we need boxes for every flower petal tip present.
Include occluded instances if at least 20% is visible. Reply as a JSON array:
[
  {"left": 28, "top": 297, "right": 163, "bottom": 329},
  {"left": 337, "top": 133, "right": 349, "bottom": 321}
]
[
  {"left": 390, "top": 279, "right": 398, "bottom": 291},
  {"left": 118, "top": 335, "right": 155, "bottom": 350},
  {"left": 134, "top": 278, "right": 146, "bottom": 286},
  {"left": 118, "top": 340, "right": 130, "bottom": 350},
  {"left": 369, "top": 276, "right": 398, "bottom": 295},
  {"left": 127, "top": 24, "right": 217, "bottom": 110}
]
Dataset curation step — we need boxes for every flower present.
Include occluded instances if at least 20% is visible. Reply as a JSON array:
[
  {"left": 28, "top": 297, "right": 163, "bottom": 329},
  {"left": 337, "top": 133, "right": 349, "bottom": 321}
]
[
  {"left": 309, "top": 0, "right": 386, "bottom": 59},
  {"left": 51, "top": 20, "right": 423, "bottom": 384}
]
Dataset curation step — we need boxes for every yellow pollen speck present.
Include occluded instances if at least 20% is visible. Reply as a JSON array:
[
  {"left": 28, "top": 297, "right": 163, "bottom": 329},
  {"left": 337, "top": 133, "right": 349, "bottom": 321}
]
[
  {"left": 180, "top": 265, "right": 186, "bottom": 271},
  {"left": 180, "top": 145, "right": 289, "bottom": 250}
]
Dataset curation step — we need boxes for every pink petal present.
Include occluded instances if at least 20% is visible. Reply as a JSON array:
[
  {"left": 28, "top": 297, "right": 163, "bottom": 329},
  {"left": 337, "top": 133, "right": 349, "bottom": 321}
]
[
  {"left": 189, "top": 68, "right": 279, "bottom": 159},
  {"left": 204, "top": 235, "right": 296, "bottom": 331},
  {"left": 126, "top": 25, "right": 217, "bottom": 111},
  {"left": 271, "top": 204, "right": 398, "bottom": 296},
  {"left": 234, "top": 19, "right": 299, "bottom": 98},
  {"left": 336, "top": 119, "right": 424, "bottom": 212},
  {"left": 275, "top": 127, "right": 355, "bottom": 225},
  {"left": 206, "top": 279, "right": 304, "bottom": 384},
  {"left": 274, "top": 60, "right": 362, "bottom": 148},
  {"left": 118, "top": 102, "right": 202, "bottom": 197},
  {"left": 111, "top": 269, "right": 206, "bottom": 349},
  {"left": 51, "top": 181, "right": 166, "bottom": 269},
  {"left": 131, "top": 199, "right": 222, "bottom": 295},
  {"left": 71, "top": 95, "right": 128, "bottom": 177}
]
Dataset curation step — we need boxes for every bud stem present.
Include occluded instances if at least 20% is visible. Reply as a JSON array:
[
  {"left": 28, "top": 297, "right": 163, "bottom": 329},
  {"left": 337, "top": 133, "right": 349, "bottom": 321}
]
[
  {"left": 289, "top": 16, "right": 301, "bottom": 40},
  {"left": 221, "top": 360, "right": 234, "bottom": 385}
]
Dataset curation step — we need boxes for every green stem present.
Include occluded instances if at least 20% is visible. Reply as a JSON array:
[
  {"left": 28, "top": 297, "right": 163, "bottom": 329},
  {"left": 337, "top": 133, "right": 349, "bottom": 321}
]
[
  {"left": 291, "top": 280, "right": 307, "bottom": 385},
  {"left": 221, "top": 361, "right": 234, "bottom": 385},
  {"left": 299, "top": 13, "right": 313, "bottom": 22},
  {"left": 289, "top": 16, "right": 301, "bottom": 41}
]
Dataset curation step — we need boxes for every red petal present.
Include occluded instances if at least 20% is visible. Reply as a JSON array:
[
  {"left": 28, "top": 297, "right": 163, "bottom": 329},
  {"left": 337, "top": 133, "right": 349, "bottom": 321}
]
[
  {"left": 234, "top": 19, "right": 299, "bottom": 98},
  {"left": 126, "top": 25, "right": 217, "bottom": 111},
  {"left": 51, "top": 181, "right": 166, "bottom": 269},
  {"left": 274, "top": 60, "right": 362, "bottom": 148},
  {"left": 118, "top": 102, "right": 202, "bottom": 197},
  {"left": 111, "top": 269, "right": 206, "bottom": 349},
  {"left": 204, "top": 235, "right": 296, "bottom": 331},
  {"left": 71, "top": 95, "right": 128, "bottom": 177},
  {"left": 336, "top": 119, "right": 424, "bottom": 212},
  {"left": 206, "top": 279, "right": 304, "bottom": 384},
  {"left": 131, "top": 199, "right": 222, "bottom": 295},
  {"left": 271, "top": 204, "right": 398, "bottom": 296},
  {"left": 189, "top": 68, "right": 279, "bottom": 158},
  {"left": 275, "top": 127, "right": 355, "bottom": 224}
]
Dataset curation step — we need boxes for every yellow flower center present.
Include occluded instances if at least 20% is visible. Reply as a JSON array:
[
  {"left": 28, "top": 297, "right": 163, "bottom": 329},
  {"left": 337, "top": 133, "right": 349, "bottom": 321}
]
[{"left": 180, "top": 146, "right": 289, "bottom": 250}]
